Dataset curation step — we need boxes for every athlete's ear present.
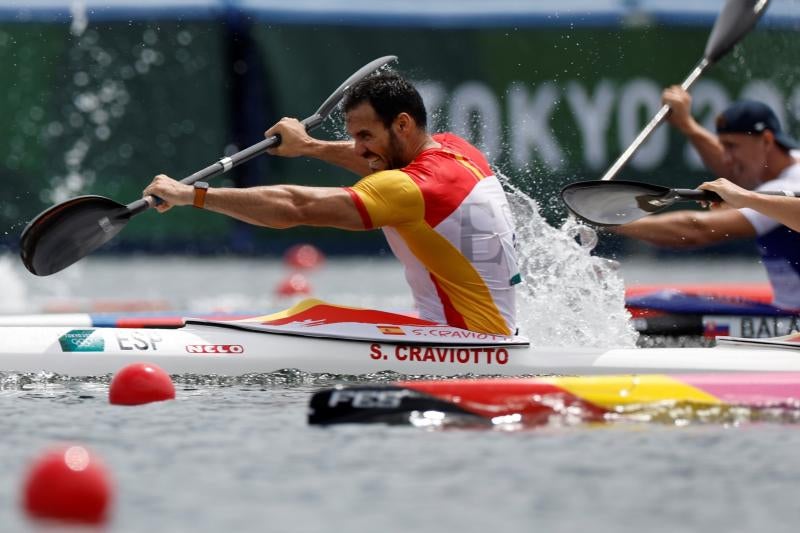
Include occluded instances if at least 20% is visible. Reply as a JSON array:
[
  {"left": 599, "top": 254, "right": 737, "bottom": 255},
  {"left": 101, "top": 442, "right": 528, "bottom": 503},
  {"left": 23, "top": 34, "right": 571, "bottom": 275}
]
[
  {"left": 763, "top": 129, "right": 776, "bottom": 149},
  {"left": 394, "top": 112, "right": 411, "bottom": 132}
]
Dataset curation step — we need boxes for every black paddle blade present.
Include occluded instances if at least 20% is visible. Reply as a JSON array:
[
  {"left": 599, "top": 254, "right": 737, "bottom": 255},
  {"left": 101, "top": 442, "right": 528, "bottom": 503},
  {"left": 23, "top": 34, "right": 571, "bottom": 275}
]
[
  {"left": 20, "top": 195, "right": 132, "bottom": 276},
  {"left": 561, "top": 180, "right": 677, "bottom": 227},
  {"left": 705, "top": 0, "right": 771, "bottom": 63}
]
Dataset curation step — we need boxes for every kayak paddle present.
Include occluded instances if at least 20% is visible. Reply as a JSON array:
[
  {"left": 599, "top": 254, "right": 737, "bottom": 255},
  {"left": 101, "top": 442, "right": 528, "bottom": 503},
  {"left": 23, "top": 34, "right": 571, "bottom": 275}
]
[
  {"left": 20, "top": 55, "right": 398, "bottom": 276},
  {"left": 561, "top": 179, "right": 796, "bottom": 226},
  {"left": 600, "top": 0, "right": 770, "bottom": 182}
]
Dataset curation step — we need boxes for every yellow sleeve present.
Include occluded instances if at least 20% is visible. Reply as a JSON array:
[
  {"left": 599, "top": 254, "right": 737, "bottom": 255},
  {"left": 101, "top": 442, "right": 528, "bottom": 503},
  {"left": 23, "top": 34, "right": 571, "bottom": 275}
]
[{"left": 349, "top": 170, "right": 424, "bottom": 228}]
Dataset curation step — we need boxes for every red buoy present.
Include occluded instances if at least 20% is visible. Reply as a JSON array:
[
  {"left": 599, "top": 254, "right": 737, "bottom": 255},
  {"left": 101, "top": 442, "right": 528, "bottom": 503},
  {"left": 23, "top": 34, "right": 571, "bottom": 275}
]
[
  {"left": 275, "top": 272, "right": 312, "bottom": 297},
  {"left": 283, "top": 243, "right": 325, "bottom": 270},
  {"left": 23, "top": 445, "right": 113, "bottom": 525},
  {"left": 109, "top": 362, "right": 175, "bottom": 406}
]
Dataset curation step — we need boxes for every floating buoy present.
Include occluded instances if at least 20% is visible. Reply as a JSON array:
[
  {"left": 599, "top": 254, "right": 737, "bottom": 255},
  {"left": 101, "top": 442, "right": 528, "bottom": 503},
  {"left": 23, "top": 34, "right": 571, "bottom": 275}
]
[
  {"left": 109, "top": 362, "right": 175, "bottom": 406},
  {"left": 283, "top": 243, "right": 325, "bottom": 270},
  {"left": 23, "top": 445, "right": 113, "bottom": 525},
  {"left": 275, "top": 272, "right": 312, "bottom": 297}
]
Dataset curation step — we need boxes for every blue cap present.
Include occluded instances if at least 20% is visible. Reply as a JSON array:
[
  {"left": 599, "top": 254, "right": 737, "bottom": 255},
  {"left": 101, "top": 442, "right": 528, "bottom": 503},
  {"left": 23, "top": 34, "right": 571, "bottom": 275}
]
[{"left": 715, "top": 100, "right": 798, "bottom": 150}]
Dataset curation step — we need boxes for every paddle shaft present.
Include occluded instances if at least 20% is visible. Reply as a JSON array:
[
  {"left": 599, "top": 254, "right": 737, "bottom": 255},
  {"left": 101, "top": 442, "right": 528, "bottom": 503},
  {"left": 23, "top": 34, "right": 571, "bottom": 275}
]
[
  {"left": 18, "top": 55, "right": 397, "bottom": 276},
  {"left": 672, "top": 189, "right": 796, "bottom": 202},
  {"left": 600, "top": 58, "right": 709, "bottom": 181},
  {"left": 125, "top": 54, "right": 397, "bottom": 215},
  {"left": 600, "top": 0, "right": 769, "bottom": 182},
  {"left": 127, "top": 115, "right": 320, "bottom": 215},
  {"left": 673, "top": 187, "right": 720, "bottom": 202}
]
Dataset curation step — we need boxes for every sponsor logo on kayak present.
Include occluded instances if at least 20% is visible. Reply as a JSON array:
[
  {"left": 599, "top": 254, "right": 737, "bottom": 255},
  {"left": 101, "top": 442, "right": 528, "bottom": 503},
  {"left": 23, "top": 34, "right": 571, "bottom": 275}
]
[
  {"left": 326, "top": 389, "right": 410, "bottom": 409},
  {"left": 377, "top": 325, "right": 405, "bottom": 335},
  {"left": 185, "top": 344, "right": 244, "bottom": 354},
  {"left": 59, "top": 329, "right": 104, "bottom": 352},
  {"left": 369, "top": 344, "right": 509, "bottom": 365}
]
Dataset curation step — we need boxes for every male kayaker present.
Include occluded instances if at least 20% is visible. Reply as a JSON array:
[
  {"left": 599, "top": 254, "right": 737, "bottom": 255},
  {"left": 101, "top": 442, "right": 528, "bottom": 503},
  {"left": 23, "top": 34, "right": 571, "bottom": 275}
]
[
  {"left": 660, "top": 86, "right": 800, "bottom": 174},
  {"left": 143, "top": 72, "right": 520, "bottom": 335},
  {"left": 613, "top": 97, "right": 800, "bottom": 309}
]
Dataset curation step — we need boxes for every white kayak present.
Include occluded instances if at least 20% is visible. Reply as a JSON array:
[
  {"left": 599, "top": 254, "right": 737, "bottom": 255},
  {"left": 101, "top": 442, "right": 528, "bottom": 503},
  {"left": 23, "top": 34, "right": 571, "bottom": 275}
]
[{"left": 1, "top": 299, "right": 799, "bottom": 377}]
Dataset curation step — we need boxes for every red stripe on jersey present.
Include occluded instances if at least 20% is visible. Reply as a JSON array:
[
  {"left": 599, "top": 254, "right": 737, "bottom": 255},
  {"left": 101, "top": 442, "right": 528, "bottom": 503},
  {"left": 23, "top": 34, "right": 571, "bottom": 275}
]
[
  {"left": 402, "top": 133, "right": 494, "bottom": 228},
  {"left": 430, "top": 273, "right": 469, "bottom": 330},
  {"left": 441, "top": 133, "right": 493, "bottom": 176},
  {"left": 344, "top": 186, "right": 373, "bottom": 229}
]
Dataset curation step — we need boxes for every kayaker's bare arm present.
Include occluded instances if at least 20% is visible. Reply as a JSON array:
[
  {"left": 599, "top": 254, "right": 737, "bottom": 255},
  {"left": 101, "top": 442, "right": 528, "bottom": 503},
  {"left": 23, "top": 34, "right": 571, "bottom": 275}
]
[
  {"left": 612, "top": 206, "right": 756, "bottom": 248},
  {"left": 143, "top": 175, "right": 365, "bottom": 230},
  {"left": 265, "top": 117, "right": 373, "bottom": 177},
  {"left": 663, "top": 86, "right": 731, "bottom": 178},
  {"left": 700, "top": 177, "right": 800, "bottom": 233}
]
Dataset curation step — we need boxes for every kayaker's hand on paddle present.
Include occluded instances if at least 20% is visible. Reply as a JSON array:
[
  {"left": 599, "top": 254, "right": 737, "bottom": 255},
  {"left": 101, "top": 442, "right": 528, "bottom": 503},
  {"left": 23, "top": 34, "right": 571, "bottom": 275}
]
[
  {"left": 143, "top": 174, "right": 193, "bottom": 212},
  {"left": 662, "top": 85, "right": 696, "bottom": 133},
  {"left": 265, "top": 117, "right": 314, "bottom": 158},
  {"left": 698, "top": 178, "right": 754, "bottom": 210}
]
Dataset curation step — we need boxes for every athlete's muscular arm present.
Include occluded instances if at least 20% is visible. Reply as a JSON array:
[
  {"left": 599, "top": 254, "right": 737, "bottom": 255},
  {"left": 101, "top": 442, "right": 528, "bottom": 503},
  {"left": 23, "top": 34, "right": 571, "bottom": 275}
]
[
  {"left": 143, "top": 175, "right": 366, "bottom": 230},
  {"left": 612, "top": 206, "right": 756, "bottom": 248},
  {"left": 662, "top": 86, "right": 731, "bottom": 178},
  {"left": 680, "top": 122, "right": 731, "bottom": 178},
  {"left": 265, "top": 118, "right": 373, "bottom": 177}
]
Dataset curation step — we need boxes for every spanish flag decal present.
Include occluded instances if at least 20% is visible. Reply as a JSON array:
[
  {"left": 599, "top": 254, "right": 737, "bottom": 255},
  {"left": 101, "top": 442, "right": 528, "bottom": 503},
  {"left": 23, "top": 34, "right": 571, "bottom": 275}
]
[{"left": 378, "top": 325, "right": 405, "bottom": 335}]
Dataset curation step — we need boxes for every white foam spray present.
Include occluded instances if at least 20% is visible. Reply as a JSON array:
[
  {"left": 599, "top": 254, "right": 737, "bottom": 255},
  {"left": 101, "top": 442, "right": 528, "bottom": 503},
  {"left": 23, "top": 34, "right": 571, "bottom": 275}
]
[
  {"left": 46, "top": 9, "right": 162, "bottom": 205},
  {"left": 69, "top": 0, "right": 88, "bottom": 37},
  {"left": 500, "top": 175, "right": 636, "bottom": 348}
]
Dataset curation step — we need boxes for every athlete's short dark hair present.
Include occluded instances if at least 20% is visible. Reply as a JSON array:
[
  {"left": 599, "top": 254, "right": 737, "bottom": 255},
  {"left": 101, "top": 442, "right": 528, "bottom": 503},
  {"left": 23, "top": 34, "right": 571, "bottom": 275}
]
[{"left": 342, "top": 72, "right": 427, "bottom": 130}]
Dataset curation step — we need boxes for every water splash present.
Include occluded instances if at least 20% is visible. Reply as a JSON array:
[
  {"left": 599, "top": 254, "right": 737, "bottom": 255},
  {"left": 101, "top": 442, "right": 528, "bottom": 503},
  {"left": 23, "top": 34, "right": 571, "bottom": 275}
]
[
  {"left": 500, "top": 174, "right": 636, "bottom": 347},
  {"left": 44, "top": 17, "right": 164, "bottom": 204},
  {"left": 69, "top": 0, "right": 88, "bottom": 37}
]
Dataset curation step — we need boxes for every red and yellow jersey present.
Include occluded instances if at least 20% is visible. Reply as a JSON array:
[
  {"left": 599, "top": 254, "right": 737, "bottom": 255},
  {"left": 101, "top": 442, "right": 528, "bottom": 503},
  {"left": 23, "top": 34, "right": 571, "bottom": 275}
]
[{"left": 345, "top": 133, "right": 519, "bottom": 335}]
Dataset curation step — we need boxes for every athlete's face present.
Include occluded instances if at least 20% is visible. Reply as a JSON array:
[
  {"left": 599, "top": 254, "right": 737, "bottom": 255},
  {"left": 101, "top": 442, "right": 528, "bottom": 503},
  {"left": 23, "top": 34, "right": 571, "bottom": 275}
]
[
  {"left": 345, "top": 102, "right": 408, "bottom": 171},
  {"left": 719, "top": 132, "right": 771, "bottom": 189}
]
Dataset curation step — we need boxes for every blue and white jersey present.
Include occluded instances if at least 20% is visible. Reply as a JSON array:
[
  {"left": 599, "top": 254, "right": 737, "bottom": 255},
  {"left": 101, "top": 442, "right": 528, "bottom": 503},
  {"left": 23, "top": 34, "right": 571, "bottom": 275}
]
[{"left": 740, "top": 163, "right": 800, "bottom": 309}]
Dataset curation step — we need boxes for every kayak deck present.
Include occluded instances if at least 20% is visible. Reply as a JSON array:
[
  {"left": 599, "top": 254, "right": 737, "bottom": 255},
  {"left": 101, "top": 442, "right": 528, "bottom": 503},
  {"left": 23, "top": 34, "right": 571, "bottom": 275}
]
[
  {"left": 1, "top": 299, "right": 799, "bottom": 377},
  {"left": 0, "top": 322, "right": 799, "bottom": 376}
]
